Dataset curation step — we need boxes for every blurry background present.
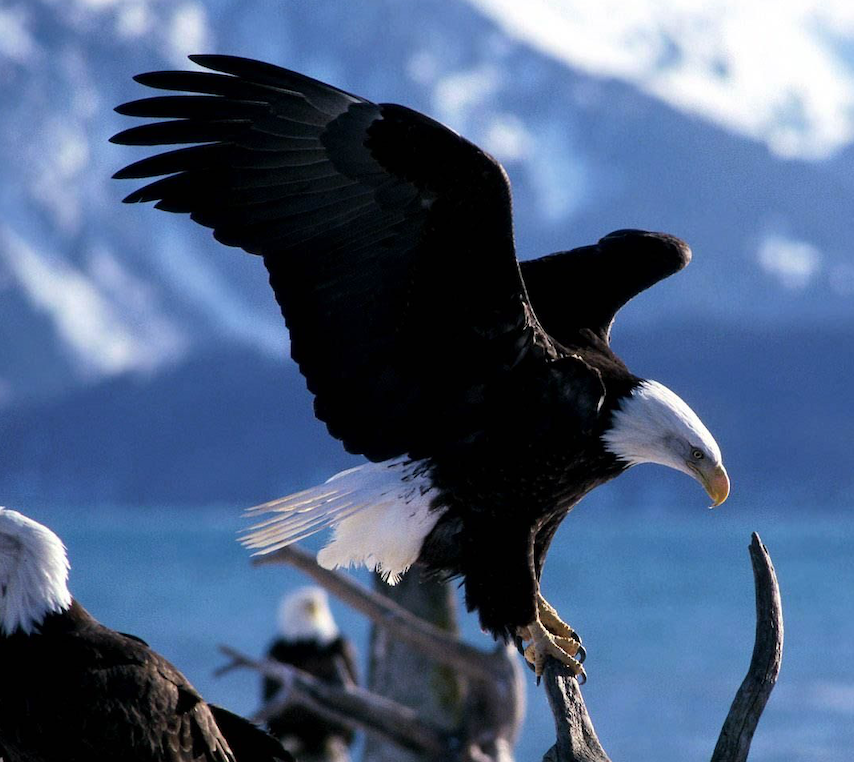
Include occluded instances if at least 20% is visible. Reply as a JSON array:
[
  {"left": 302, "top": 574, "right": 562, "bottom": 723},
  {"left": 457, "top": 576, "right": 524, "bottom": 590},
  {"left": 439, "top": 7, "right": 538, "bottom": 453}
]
[{"left": 0, "top": 0, "right": 852, "bottom": 759}]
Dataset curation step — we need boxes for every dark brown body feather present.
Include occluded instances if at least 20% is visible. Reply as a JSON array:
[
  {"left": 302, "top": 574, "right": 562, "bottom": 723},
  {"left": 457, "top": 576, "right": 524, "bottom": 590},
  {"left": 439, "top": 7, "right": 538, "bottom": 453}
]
[
  {"left": 0, "top": 600, "right": 291, "bottom": 762},
  {"left": 420, "top": 341, "right": 638, "bottom": 638},
  {"left": 262, "top": 636, "right": 357, "bottom": 753}
]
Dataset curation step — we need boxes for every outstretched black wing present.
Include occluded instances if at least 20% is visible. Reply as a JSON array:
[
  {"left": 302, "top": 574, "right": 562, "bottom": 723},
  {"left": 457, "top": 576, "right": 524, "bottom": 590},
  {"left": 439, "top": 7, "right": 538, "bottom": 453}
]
[
  {"left": 520, "top": 229, "right": 691, "bottom": 346},
  {"left": 113, "top": 55, "right": 557, "bottom": 461}
]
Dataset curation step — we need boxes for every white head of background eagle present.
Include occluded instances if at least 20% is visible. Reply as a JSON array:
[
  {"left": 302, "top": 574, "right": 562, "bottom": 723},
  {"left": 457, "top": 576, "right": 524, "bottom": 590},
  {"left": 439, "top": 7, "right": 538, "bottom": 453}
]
[
  {"left": 0, "top": 508, "right": 72, "bottom": 636},
  {"left": 278, "top": 586, "right": 339, "bottom": 645},
  {"left": 602, "top": 380, "right": 730, "bottom": 507}
]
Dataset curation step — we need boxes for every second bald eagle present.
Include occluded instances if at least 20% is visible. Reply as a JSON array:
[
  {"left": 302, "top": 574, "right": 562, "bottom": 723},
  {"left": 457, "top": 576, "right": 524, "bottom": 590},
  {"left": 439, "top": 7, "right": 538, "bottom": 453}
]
[
  {"left": 113, "top": 55, "right": 730, "bottom": 679},
  {"left": 263, "top": 588, "right": 357, "bottom": 761}
]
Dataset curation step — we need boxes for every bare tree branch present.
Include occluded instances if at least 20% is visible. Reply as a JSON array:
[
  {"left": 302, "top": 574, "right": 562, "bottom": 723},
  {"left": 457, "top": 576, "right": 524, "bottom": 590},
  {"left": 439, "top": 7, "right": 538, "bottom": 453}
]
[
  {"left": 252, "top": 534, "right": 782, "bottom": 762},
  {"left": 218, "top": 645, "right": 450, "bottom": 757},
  {"left": 541, "top": 660, "right": 611, "bottom": 762},
  {"left": 710, "top": 532, "right": 784, "bottom": 762},
  {"left": 462, "top": 644, "right": 527, "bottom": 762},
  {"left": 362, "top": 573, "right": 466, "bottom": 762},
  {"left": 254, "top": 545, "right": 498, "bottom": 682},
  {"left": 254, "top": 545, "right": 524, "bottom": 761},
  {"left": 539, "top": 531, "right": 784, "bottom": 762}
]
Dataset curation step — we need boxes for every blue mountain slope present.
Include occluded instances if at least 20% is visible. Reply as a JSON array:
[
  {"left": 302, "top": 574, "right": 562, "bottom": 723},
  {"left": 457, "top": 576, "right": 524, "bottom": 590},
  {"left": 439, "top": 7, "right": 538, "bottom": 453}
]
[
  {"left": 1, "top": 323, "right": 850, "bottom": 506},
  {"left": 0, "top": 347, "right": 357, "bottom": 505}
]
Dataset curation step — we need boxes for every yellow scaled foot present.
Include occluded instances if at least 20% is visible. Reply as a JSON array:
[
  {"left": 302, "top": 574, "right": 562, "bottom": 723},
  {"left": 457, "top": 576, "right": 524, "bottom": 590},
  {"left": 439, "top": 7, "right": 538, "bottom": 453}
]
[
  {"left": 537, "top": 593, "right": 580, "bottom": 643},
  {"left": 517, "top": 618, "right": 586, "bottom": 683},
  {"left": 537, "top": 593, "right": 586, "bottom": 664}
]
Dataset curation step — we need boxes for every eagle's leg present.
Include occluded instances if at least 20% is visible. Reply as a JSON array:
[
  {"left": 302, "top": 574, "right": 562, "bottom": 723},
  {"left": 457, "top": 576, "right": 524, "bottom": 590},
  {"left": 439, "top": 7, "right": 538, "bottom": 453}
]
[
  {"left": 537, "top": 593, "right": 585, "bottom": 662},
  {"left": 517, "top": 617, "right": 586, "bottom": 682}
]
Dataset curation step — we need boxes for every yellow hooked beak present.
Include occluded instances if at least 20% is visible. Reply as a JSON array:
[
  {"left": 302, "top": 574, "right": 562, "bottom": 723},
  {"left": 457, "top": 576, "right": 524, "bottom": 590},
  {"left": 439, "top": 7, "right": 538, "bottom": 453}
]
[{"left": 699, "top": 463, "right": 730, "bottom": 508}]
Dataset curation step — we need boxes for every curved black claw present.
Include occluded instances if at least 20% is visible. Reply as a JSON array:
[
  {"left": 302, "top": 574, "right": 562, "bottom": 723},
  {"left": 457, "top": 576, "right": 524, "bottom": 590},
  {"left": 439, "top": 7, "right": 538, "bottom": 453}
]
[
  {"left": 522, "top": 653, "right": 586, "bottom": 684},
  {"left": 576, "top": 644, "right": 587, "bottom": 664}
]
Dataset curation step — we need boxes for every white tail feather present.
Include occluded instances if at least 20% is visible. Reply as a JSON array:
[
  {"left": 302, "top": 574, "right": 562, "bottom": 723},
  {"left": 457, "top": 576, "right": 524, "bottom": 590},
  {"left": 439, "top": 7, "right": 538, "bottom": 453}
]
[{"left": 241, "top": 457, "right": 443, "bottom": 584}]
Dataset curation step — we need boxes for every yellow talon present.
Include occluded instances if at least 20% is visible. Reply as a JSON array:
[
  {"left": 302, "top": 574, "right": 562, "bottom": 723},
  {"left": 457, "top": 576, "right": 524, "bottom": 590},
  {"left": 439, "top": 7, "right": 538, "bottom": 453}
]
[
  {"left": 537, "top": 593, "right": 581, "bottom": 643},
  {"left": 517, "top": 618, "right": 586, "bottom": 682}
]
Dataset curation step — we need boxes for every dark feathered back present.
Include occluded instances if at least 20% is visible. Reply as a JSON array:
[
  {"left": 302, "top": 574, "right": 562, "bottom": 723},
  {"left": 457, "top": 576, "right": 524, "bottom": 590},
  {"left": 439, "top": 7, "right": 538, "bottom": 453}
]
[{"left": 0, "top": 600, "right": 293, "bottom": 762}]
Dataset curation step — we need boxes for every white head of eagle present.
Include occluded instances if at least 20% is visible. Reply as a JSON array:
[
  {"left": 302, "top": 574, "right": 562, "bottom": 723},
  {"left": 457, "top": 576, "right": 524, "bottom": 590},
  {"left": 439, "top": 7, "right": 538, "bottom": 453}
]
[
  {"left": 0, "top": 508, "right": 72, "bottom": 636},
  {"left": 278, "top": 586, "right": 339, "bottom": 645},
  {"left": 602, "top": 380, "right": 730, "bottom": 507}
]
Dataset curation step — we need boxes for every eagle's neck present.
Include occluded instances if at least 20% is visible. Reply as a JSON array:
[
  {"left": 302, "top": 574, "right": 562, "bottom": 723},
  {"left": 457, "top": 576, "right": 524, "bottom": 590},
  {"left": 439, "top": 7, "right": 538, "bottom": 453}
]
[{"left": 0, "top": 509, "right": 72, "bottom": 636}]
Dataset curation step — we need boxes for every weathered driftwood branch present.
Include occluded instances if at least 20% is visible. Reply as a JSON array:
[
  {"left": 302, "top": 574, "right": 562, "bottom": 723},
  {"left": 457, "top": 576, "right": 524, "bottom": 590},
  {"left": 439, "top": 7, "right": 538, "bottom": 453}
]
[
  {"left": 254, "top": 544, "right": 498, "bottom": 682},
  {"left": 541, "top": 660, "right": 611, "bottom": 762},
  {"left": 255, "top": 545, "right": 524, "bottom": 762},
  {"left": 359, "top": 572, "right": 524, "bottom": 762},
  {"left": 361, "top": 573, "right": 465, "bottom": 762},
  {"left": 250, "top": 533, "right": 781, "bottom": 762},
  {"left": 540, "top": 531, "right": 784, "bottom": 762},
  {"left": 218, "top": 645, "right": 450, "bottom": 756},
  {"left": 710, "top": 532, "right": 784, "bottom": 762}
]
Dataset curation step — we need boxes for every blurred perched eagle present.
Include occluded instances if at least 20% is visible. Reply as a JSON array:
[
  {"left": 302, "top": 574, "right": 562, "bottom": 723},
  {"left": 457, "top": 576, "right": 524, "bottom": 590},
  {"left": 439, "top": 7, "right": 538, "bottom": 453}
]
[
  {"left": 0, "top": 507, "right": 293, "bottom": 762},
  {"left": 262, "top": 588, "right": 357, "bottom": 761},
  {"left": 113, "top": 55, "right": 730, "bottom": 679}
]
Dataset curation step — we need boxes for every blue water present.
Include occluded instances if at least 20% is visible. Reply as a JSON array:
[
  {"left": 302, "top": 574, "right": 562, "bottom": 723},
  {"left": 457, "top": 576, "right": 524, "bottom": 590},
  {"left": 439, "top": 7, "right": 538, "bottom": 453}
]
[{"left": 15, "top": 497, "right": 854, "bottom": 762}]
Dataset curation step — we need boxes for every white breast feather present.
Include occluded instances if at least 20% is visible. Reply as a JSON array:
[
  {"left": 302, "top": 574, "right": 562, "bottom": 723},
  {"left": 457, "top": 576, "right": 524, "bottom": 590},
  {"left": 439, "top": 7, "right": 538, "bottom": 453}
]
[{"left": 242, "top": 457, "right": 443, "bottom": 584}]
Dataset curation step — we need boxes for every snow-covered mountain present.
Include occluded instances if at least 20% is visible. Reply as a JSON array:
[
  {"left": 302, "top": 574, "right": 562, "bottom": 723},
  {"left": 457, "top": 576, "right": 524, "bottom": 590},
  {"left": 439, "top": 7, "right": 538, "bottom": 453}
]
[
  {"left": 0, "top": 0, "right": 285, "bottom": 402},
  {"left": 2, "top": 0, "right": 853, "bottom": 404},
  {"left": 467, "top": 0, "right": 854, "bottom": 160}
]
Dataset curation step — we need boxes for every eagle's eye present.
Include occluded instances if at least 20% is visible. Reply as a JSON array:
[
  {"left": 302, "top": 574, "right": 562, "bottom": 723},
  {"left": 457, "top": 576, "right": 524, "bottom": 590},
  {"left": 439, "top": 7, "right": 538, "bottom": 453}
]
[{"left": 691, "top": 448, "right": 705, "bottom": 461}]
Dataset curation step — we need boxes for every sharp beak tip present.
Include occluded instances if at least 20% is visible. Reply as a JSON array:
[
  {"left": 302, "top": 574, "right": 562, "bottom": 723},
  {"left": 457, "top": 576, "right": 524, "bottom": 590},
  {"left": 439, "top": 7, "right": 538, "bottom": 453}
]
[{"left": 706, "top": 466, "right": 730, "bottom": 509}]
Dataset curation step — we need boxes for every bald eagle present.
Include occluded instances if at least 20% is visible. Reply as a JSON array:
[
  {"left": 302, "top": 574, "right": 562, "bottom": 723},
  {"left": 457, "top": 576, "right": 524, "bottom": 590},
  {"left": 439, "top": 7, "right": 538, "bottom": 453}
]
[
  {"left": 0, "top": 507, "right": 293, "bottom": 762},
  {"left": 262, "top": 588, "right": 358, "bottom": 761},
  {"left": 112, "top": 55, "right": 730, "bottom": 680}
]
